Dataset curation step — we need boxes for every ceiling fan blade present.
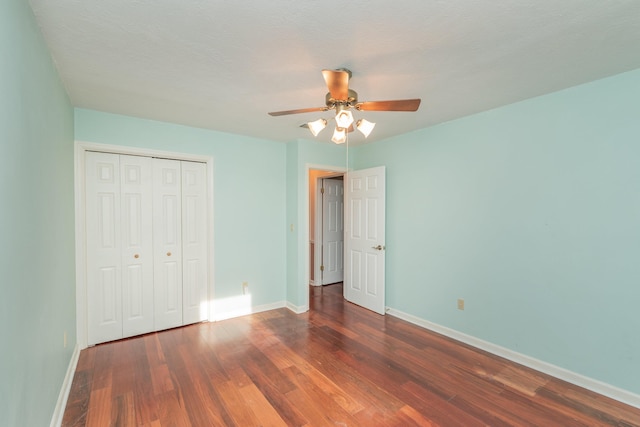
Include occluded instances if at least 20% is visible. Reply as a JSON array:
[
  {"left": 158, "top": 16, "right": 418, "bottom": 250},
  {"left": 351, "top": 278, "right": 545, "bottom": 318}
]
[
  {"left": 322, "top": 69, "right": 350, "bottom": 100},
  {"left": 268, "top": 106, "right": 327, "bottom": 116},
  {"left": 356, "top": 99, "right": 421, "bottom": 112}
]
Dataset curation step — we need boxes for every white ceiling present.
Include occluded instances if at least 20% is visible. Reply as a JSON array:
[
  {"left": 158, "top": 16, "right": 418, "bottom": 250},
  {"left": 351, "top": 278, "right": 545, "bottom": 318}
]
[{"left": 29, "top": 0, "right": 640, "bottom": 145}]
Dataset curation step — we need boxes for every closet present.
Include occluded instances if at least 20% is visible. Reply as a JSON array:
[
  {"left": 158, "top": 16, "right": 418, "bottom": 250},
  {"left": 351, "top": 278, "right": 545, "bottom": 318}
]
[{"left": 85, "top": 151, "right": 208, "bottom": 345}]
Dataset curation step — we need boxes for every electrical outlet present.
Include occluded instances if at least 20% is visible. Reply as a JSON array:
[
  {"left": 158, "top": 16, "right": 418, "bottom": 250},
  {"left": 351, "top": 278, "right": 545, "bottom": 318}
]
[
  {"left": 242, "top": 281, "right": 249, "bottom": 295},
  {"left": 457, "top": 299, "right": 465, "bottom": 310}
]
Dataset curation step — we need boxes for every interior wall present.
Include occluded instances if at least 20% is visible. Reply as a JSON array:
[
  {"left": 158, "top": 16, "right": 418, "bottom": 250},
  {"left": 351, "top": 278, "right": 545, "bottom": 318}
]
[
  {"left": 0, "top": 1, "right": 76, "bottom": 425},
  {"left": 353, "top": 68, "right": 640, "bottom": 395},
  {"left": 74, "top": 108, "right": 287, "bottom": 313}
]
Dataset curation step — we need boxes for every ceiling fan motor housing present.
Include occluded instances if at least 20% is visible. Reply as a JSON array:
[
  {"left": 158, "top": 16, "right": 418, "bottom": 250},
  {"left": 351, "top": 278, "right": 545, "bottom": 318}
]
[{"left": 325, "top": 89, "right": 358, "bottom": 109}]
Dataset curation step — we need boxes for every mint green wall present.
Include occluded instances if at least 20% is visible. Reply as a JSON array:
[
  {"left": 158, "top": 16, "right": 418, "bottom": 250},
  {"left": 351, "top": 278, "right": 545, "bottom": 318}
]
[
  {"left": 75, "top": 109, "right": 287, "bottom": 307},
  {"left": 0, "top": 1, "right": 75, "bottom": 425},
  {"left": 286, "top": 141, "right": 300, "bottom": 305},
  {"left": 354, "top": 68, "right": 640, "bottom": 394},
  {"left": 286, "top": 139, "right": 347, "bottom": 308}
]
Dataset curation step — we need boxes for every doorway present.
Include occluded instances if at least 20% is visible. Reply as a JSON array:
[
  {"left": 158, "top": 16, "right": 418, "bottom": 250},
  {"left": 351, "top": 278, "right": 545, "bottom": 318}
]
[
  {"left": 304, "top": 164, "right": 386, "bottom": 316},
  {"left": 309, "top": 169, "right": 345, "bottom": 287}
]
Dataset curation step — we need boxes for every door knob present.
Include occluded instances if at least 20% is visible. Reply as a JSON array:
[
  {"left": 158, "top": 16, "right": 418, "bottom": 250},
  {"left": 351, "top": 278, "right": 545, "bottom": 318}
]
[
  {"left": 372, "top": 245, "right": 385, "bottom": 251},
  {"left": 134, "top": 254, "right": 139, "bottom": 259},
  {"left": 167, "top": 252, "right": 172, "bottom": 257}
]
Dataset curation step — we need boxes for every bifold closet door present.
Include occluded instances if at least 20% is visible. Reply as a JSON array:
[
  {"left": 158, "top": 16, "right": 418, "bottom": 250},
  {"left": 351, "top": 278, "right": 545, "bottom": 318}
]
[
  {"left": 152, "top": 159, "right": 209, "bottom": 329},
  {"left": 120, "top": 155, "right": 154, "bottom": 338},
  {"left": 87, "top": 153, "right": 209, "bottom": 343},
  {"left": 86, "top": 152, "right": 154, "bottom": 345},
  {"left": 153, "top": 158, "right": 184, "bottom": 331},
  {"left": 181, "top": 161, "right": 208, "bottom": 324},
  {"left": 86, "top": 152, "right": 122, "bottom": 345}
]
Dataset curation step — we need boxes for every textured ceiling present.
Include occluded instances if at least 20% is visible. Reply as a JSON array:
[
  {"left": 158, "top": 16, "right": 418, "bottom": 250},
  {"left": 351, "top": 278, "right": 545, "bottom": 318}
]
[{"left": 28, "top": 0, "right": 640, "bottom": 144}]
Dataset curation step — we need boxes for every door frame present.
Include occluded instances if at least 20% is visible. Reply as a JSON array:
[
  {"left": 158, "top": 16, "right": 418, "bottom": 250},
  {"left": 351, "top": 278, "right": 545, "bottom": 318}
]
[
  {"left": 315, "top": 175, "right": 344, "bottom": 286},
  {"left": 74, "top": 141, "right": 214, "bottom": 349},
  {"left": 305, "top": 164, "right": 348, "bottom": 307}
]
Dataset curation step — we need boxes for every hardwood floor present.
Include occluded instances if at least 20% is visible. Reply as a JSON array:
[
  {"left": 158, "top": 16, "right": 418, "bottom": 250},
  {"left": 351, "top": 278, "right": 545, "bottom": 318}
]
[{"left": 63, "top": 283, "right": 640, "bottom": 426}]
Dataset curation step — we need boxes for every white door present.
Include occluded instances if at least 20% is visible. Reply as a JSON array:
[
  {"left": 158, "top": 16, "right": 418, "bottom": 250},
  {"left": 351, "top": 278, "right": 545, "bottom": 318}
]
[
  {"left": 153, "top": 158, "right": 183, "bottom": 331},
  {"left": 181, "top": 161, "right": 209, "bottom": 324},
  {"left": 344, "top": 166, "right": 386, "bottom": 315},
  {"left": 86, "top": 152, "right": 123, "bottom": 344},
  {"left": 120, "top": 155, "right": 154, "bottom": 338},
  {"left": 85, "top": 151, "right": 210, "bottom": 344},
  {"left": 321, "top": 178, "right": 344, "bottom": 285}
]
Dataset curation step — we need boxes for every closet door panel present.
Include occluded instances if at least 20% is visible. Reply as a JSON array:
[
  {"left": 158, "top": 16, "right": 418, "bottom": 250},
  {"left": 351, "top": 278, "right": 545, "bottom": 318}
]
[
  {"left": 182, "top": 161, "right": 209, "bottom": 324},
  {"left": 153, "top": 158, "right": 183, "bottom": 331},
  {"left": 120, "top": 155, "right": 154, "bottom": 338},
  {"left": 86, "top": 152, "right": 123, "bottom": 345}
]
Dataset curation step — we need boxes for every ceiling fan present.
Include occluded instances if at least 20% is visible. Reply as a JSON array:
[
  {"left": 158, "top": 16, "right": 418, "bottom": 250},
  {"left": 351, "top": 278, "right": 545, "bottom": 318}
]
[{"left": 268, "top": 68, "right": 421, "bottom": 143}]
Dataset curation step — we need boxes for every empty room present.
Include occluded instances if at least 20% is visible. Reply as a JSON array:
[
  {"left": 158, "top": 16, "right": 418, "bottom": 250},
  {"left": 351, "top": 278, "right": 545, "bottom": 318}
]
[{"left": 2, "top": 1, "right": 640, "bottom": 426}]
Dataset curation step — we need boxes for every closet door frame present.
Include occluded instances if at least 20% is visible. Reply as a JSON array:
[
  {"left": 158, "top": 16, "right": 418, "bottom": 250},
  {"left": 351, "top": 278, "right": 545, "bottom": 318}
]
[{"left": 74, "top": 141, "right": 214, "bottom": 349}]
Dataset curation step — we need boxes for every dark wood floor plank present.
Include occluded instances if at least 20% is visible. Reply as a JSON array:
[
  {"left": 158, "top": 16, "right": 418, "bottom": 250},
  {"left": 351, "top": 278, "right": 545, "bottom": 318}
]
[
  {"left": 548, "top": 377, "right": 640, "bottom": 422},
  {"left": 396, "top": 404, "right": 439, "bottom": 426},
  {"left": 535, "top": 382, "right": 635, "bottom": 426},
  {"left": 241, "top": 358, "right": 310, "bottom": 427},
  {"left": 239, "top": 383, "right": 289, "bottom": 426},
  {"left": 90, "top": 343, "right": 114, "bottom": 392},
  {"left": 283, "top": 364, "right": 361, "bottom": 426},
  {"left": 296, "top": 330, "right": 408, "bottom": 415},
  {"left": 85, "top": 386, "right": 112, "bottom": 427},
  {"left": 284, "top": 386, "right": 330, "bottom": 426},
  {"left": 110, "top": 340, "right": 138, "bottom": 400},
  {"left": 393, "top": 346, "right": 557, "bottom": 425},
  {"left": 497, "top": 388, "right": 606, "bottom": 427},
  {"left": 111, "top": 392, "right": 136, "bottom": 427},
  {"left": 130, "top": 339, "right": 161, "bottom": 425},
  {"left": 62, "top": 283, "right": 640, "bottom": 426},
  {"left": 162, "top": 329, "right": 236, "bottom": 427},
  {"left": 400, "top": 380, "right": 487, "bottom": 427},
  {"left": 153, "top": 389, "right": 191, "bottom": 427},
  {"left": 216, "top": 380, "right": 263, "bottom": 426},
  {"left": 74, "top": 345, "right": 97, "bottom": 372}
]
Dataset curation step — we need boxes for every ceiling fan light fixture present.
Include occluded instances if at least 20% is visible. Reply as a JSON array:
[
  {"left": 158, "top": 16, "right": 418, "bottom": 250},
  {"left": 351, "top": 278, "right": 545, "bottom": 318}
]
[
  {"left": 335, "top": 109, "right": 354, "bottom": 129},
  {"left": 267, "top": 68, "right": 421, "bottom": 143},
  {"left": 356, "top": 119, "right": 376, "bottom": 138},
  {"left": 307, "top": 118, "right": 327, "bottom": 137},
  {"left": 331, "top": 127, "right": 347, "bottom": 144}
]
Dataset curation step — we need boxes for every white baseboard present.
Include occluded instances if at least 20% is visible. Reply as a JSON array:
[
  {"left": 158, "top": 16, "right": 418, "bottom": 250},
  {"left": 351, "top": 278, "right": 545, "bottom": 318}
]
[
  {"left": 286, "top": 301, "right": 309, "bottom": 314},
  {"left": 50, "top": 344, "right": 81, "bottom": 427},
  {"left": 386, "top": 307, "right": 640, "bottom": 410}
]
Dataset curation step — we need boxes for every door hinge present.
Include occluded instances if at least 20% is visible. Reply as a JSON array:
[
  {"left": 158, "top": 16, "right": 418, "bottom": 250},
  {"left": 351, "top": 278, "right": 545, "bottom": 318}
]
[
  {"left": 320, "top": 265, "right": 324, "bottom": 271},
  {"left": 321, "top": 187, "right": 325, "bottom": 194}
]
